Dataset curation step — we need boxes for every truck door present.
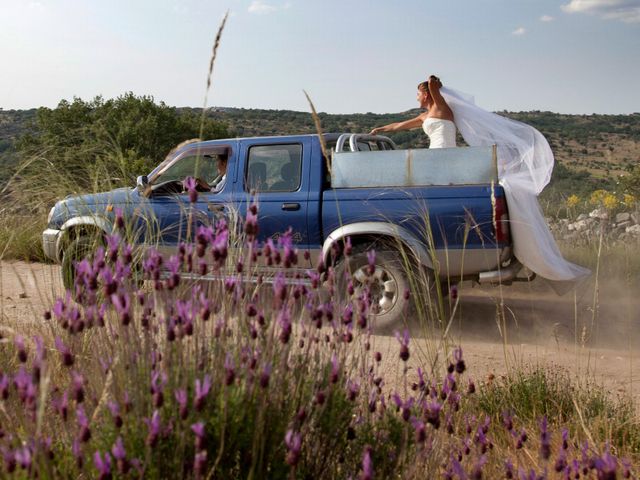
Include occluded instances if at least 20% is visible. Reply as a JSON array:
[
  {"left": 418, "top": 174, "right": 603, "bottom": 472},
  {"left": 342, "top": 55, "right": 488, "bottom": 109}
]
[
  {"left": 141, "top": 144, "right": 233, "bottom": 256},
  {"left": 238, "top": 138, "right": 312, "bottom": 269}
]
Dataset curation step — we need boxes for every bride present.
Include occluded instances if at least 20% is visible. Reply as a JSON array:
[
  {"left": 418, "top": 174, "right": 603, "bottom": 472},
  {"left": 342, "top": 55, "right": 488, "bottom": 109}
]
[
  {"left": 371, "top": 75, "right": 590, "bottom": 289},
  {"left": 370, "top": 75, "right": 456, "bottom": 149}
]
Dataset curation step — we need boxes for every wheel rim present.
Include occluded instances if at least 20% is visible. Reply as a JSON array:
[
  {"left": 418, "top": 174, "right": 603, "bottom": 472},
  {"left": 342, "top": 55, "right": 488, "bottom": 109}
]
[{"left": 351, "top": 265, "right": 399, "bottom": 315}]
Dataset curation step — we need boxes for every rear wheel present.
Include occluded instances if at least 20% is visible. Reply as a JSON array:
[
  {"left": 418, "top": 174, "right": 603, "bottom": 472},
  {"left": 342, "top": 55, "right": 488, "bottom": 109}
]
[{"left": 336, "top": 249, "right": 411, "bottom": 333}]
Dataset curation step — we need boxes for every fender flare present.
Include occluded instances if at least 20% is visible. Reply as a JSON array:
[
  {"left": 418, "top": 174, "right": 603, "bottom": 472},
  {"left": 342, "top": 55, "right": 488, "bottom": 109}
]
[
  {"left": 55, "top": 216, "right": 112, "bottom": 261},
  {"left": 322, "top": 222, "right": 434, "bottom": 269}
]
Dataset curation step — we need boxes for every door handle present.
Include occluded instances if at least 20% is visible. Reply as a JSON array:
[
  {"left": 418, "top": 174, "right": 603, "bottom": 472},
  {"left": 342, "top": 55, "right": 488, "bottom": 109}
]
[
  {"left": 281, "top": 203, "right": 300, "bottom": 211},
  {"left": 208, "top": 204, "right": 225, "bottom": 212}
]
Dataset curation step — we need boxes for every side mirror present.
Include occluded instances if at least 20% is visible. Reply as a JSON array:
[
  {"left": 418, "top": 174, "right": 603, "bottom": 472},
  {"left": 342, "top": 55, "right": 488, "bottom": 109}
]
[{"left": 136, "top": 175, "right": 148, "bottom": 189}]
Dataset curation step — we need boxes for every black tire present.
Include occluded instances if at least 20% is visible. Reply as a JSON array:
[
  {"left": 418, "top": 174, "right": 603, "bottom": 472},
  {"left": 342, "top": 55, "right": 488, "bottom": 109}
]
[
  {"left": 336, "top": 249, "right": 411, "bottom": 333},
  {"left": 61, "top": 236, "right": 96, "bottom": 291}
]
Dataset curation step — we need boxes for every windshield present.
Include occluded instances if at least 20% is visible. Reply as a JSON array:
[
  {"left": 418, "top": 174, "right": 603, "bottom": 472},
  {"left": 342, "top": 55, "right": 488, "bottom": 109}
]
[{"left": 149, "top": 145, "right": 230, "bottom": 185}]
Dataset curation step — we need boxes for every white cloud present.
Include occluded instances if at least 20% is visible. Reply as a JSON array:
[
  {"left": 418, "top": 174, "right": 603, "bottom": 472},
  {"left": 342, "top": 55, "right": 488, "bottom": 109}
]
[
  {"left": 28, "top": 1, "right": 45, "bottom": 12},
  {"left": 248, "top": 0, "right": 278, "bottom": 14},
  {"left": 562, "top": 0, "right": 640, "bottom": 23},
  {"left": 512, "top": 27, "right": 526, "bottom": 35},
  {"left": 540, "top": 14, "right": 555, "bottom": 21}
]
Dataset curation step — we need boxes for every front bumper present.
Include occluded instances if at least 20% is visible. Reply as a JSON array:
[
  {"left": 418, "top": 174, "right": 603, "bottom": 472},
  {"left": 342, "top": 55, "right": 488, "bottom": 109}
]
[{"left": 42, "top": 228, "right": 61, "bottom": 262}]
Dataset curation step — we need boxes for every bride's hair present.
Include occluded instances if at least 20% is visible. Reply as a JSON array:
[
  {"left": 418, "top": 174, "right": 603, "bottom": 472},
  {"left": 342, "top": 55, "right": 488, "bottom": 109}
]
[{"left": 418, "top": 76, "right": 443, "bottom": 93}]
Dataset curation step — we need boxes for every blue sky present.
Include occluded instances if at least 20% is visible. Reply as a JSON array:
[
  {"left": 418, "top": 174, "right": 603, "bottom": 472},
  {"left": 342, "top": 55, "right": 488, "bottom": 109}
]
[{"left": 1, "top": 0, "right": 639, "bottom": 114}]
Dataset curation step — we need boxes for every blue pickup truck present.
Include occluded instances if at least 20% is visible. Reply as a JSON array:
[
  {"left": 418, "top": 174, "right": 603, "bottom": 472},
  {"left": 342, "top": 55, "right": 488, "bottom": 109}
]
[{"left": 42, "top": 133, "right": 520, "bottom": 327}]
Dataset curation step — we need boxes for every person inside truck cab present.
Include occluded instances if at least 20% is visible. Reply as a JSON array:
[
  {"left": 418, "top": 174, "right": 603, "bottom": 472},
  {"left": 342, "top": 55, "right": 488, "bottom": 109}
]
[
  {"left": 211, "top": 153, "right": 228, "bottom": 193},
  {"left": 370, "top": 75, "right": 457, "bottom": 149}
]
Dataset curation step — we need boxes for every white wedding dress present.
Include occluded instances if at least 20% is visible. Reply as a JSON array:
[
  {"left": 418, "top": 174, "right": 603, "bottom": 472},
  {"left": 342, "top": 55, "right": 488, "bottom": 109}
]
[
  {"left": 439, "top": 87, "right": 591, "bottom": 291},
  {"left": 422, "top": 118, "right": 457, "bottom": 148}
]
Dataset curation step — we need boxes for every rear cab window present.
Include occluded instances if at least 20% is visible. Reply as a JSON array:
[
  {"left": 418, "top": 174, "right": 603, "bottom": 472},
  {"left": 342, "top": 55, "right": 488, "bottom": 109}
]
[{"left": 245, "top": 144, "right": 303, "bottom": 193}]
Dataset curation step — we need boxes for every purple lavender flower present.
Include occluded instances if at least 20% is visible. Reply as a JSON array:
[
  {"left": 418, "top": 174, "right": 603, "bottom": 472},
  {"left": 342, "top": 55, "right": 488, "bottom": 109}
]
[
  {"left": 285, "top": 429, "right": 302, "bottom": 467},
  {"left": 121, "top": 243, "right": 133, "bottom": 264},
  {"left": 14, "top": 445, "right": 32, "bottom": 470},
  {"left": 244, "top": 206, "right": 259, "bottom": 239},
  {"left": 392, "top": 393, "right": 415, "bottom": 422},
  {"left": 194, "top": 375, "right": 212, "bottom": 412},
  {"left": 145, "top": 410, "right": 161, "bottom": 447},
  {"left": 193, "top": 450, "right": 207, "bottom": 478},
  {"left": 424, "top": 401, "right": 442, "bottom": 429},
  {"left": 593, "top": 445, "right": 618, "bottom": 480},
  {"left": 150, "top": 370, "right": 167, "bottom": 408},
  {"left": 184, "top": 176, "right": 198, "bottom": 203},
  {"left": 191, "top": 422, "right": 206, "bottom": 452},
  {"left": 72, "top": 371, "right": 85, "bottom": 403},
  {"left": 93, "top": 451, "right": 112, "bottom": 480},
  {"left": 224, "top": 353, "right": 235, "bottom": 386},
  {"left": 111, "top": 292, "right": 131, "bottom": 326},
  {"left": 175, "top": 389, "right": 189, "bottom": 419},
  {"left": 76, "top": 405, "right": 91, "bottom": 442},
  {"left": 107, "top": 400, "right": 123, "bottom": 428},
  {"left": 347, "top": 379, "right": 360, "bottom": 401},
  {"left": 561, "top": 428, "right": 569, "bottom": 450},
  {"left": 554, "top": 450, "right": 568, "bottom": 473},
  {"left": 540, "top": 416, "right": 551, "bottom": 460},
  {"left": 114, "top": 207, "right": 125, "bottom": 229},
  {"left": 366, "top": 250, "right": 376, "bottom": 275},
  {"left": 55, "top": 337, "right": 74, "bottom": 367},
  {"left": 470, "top": 455, "right": 487, "bottom": 480},
  {"left": 111, "top": 437, "right": 129, "bottom": 474},
  {"left": 166, "top": 255, "right": 181, "bottom": 289},
  {"left": 196, "top": 225, "right": 214, "bottom": 248},
  {"left": 360, "top": 446, "right": 373, "bottom": 480},
  {"left": 105, "top": 233, "right": 120, "bottom": 262},
  {"left": 72, "top": 439, "right": 83, "bottom": 468},
  {"left": 504, "top": 459, "right": 514, "bottom": 479},
  {"left": 14, "top": 335, "right": 27, "bottom": 363},
  {"left": 453, "top": 347, "right": 466, "bottom": 374},
  {"left": 259, "top": 364, "right": 271, "bottom": 389},
  {"left": 0, "top": 375, "right": 10, "bottom": 403},
  {"left": 410, "top": 417, "right": 426, "bottom": 443},
  {"left": 516, "top": 428, "right": 528, "bottom": 449},
  {"left": 330, "top": 353, "right": 340, "bottom": 384},
  {"left": 278, "top": 309, "right": 292, "bottom": 344},
  {"left": 395, "top": 329, "right": 410, "bottom": 362}
]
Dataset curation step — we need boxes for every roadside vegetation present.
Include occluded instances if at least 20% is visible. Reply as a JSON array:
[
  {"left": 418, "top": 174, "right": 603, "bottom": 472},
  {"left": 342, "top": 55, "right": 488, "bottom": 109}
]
[{"left": 0, "top": 199, "right": 637, "bottom": 478}]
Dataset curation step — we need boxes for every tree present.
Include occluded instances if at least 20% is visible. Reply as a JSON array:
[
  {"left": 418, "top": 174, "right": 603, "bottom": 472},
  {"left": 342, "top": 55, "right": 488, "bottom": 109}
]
[{"left": 16, "top": 93, "right": 228, "bottom": 191}]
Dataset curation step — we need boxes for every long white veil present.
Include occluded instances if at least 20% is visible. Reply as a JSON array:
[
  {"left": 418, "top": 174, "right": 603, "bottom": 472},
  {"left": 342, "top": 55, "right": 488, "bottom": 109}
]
[{"left": 440, "top": 87, "right": 591, "bottom": 290}]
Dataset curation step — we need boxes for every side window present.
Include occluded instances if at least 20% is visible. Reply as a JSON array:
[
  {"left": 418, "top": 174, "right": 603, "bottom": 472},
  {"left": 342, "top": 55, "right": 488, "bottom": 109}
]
[{"left": 245, "top": 144, "right": 302, "bottom": 192}]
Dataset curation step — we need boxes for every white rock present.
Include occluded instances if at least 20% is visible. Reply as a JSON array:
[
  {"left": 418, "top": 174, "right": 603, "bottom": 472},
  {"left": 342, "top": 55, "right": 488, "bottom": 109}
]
[
  {"left": 589, "top": 208, "right": 608, "bottom": 220},
  {"left": 570, "top": 220, "right": 590, "bottom": 232},
  {"left": 625, "top": 224, "right": 640, "bottom": 235},
  {"left": 576, "top": 213, "right": 588, "bottom": 221},
  {"left": 616, "top": 212, "right": 630, "bottom": 223}
]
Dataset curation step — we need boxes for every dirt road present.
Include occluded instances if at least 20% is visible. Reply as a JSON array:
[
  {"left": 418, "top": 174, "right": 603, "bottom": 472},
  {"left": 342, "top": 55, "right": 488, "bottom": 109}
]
[{"left": 1, "top": 261, "right": 638, "bottom": 404}]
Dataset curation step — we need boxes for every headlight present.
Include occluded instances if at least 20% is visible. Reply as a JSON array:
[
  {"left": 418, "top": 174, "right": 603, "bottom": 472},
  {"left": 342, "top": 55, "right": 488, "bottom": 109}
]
[{"left": 47, "top": 206, "right": 55, "bottom": 224}]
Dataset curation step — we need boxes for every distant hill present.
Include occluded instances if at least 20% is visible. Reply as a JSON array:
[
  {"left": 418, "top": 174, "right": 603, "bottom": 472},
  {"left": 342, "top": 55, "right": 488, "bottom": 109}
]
[{"left": 2, "top": 106, "right": 639, "bottom": 198}]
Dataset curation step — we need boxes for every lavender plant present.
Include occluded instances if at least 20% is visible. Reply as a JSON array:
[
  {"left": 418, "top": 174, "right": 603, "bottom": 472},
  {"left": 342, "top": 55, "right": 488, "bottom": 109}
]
[{"left": 0, "top": 186, "right": 637, "bottom": 479}]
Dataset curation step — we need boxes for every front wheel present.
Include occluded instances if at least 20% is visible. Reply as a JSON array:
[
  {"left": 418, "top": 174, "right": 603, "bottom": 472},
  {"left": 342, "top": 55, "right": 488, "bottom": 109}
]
[
  {"left": 336, "top": 250, "right": 411, "bottom": 333},
  {"left": 61, "top": 236, "right": 96, "bottom": 291}
]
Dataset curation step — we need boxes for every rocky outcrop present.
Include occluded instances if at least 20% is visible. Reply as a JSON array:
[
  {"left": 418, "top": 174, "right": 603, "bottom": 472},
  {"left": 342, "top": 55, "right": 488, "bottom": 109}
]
[{"left": 548, "top": 208, "right": 640, "bottom": 244}]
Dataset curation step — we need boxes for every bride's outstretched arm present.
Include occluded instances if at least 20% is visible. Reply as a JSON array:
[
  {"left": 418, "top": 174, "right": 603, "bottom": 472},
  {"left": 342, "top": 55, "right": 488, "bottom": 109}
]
[{"left": 370, "top": 114, "right": 425, "bottom": 135}]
